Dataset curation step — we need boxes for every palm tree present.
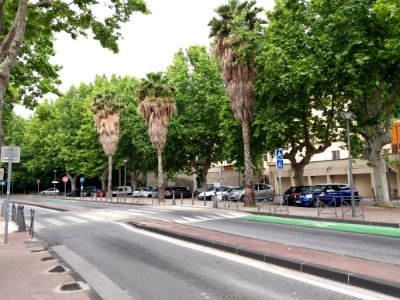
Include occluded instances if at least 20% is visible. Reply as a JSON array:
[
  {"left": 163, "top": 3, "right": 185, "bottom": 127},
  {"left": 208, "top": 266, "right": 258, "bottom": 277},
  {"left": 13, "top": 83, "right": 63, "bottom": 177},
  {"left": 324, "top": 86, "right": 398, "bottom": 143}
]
[
  {"left": 209, "top": 0, "right": 265, "bottom": 206},
  {"left": 137, "top": 72, "right": 176, "bottom": 203},
  {"left": 91, "top": 91, "right": 125, "bottom": 200}
]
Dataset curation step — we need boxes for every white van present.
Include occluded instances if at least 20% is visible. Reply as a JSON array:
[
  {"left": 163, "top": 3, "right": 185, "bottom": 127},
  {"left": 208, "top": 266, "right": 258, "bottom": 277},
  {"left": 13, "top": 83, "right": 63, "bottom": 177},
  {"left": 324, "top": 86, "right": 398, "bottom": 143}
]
[{"left": 112, "top": 186, "right": 133, "bottom": 196}]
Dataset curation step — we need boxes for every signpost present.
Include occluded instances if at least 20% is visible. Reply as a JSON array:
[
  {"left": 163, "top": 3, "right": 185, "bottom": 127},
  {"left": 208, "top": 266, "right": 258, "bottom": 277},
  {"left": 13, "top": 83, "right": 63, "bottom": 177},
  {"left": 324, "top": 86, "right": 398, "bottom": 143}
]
[
  {"left": 1, "top": 146, "right": 21, "bottom": 244},
  {"left": 36, "top": 179, "right": 41, "bottom": 195},
  {"left": 275, "top": 149, "right": 284, "bottom": 210},
  {"left": 62, "top": 176, "right": 68, "bottom": 196},
  {"left": 80, "top": 177, "right": 85, "bottom": 197}
]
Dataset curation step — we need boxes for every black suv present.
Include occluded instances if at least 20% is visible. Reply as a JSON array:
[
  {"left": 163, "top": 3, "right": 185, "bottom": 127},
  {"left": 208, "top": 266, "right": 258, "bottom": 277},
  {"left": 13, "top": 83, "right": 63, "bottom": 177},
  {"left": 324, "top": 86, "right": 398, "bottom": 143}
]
[{"left": 164, "top": 186, "right": 193, "bottom": 198}]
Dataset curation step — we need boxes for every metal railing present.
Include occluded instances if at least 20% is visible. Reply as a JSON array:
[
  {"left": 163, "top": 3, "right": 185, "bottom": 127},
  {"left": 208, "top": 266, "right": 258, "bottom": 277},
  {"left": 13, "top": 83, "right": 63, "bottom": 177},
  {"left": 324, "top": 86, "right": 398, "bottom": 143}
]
[
  {"left": 341, "top": 196, "right": 364, "bottom": 220},
  {"left": 316, "top": 196, "right": 338, "bottom": 218}
]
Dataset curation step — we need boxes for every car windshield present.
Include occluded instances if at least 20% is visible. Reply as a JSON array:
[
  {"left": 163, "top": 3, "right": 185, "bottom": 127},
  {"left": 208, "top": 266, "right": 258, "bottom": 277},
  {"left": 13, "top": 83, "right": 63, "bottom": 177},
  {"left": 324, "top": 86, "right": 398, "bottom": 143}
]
[
  {"left": 311, "top": 185, "right": 327, "bottom": 192},
  {"left": 206, "top": 187, "right": 216, "bottom": 191}
]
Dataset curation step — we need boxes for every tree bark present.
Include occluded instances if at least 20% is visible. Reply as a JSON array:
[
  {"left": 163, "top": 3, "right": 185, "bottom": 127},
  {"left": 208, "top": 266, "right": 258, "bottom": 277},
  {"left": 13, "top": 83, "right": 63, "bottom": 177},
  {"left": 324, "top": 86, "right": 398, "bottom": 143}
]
[
  {"left": 364, "top": 142, "right": 392, "bottom": 206},
  {"left": 157, "top": 148, "right": 165, "bottom": 203},
  {"left": 66, "top": 171, "right": 78, "bottom": 191},
  {"left": 107, "top": 155, "right": 113, "bottom": 201},
  {"left": 0, "top": 0, "right": 28, "bottom": 147},
  {"left": 242, "top": 119, "right": 254, "bottom": 206}
]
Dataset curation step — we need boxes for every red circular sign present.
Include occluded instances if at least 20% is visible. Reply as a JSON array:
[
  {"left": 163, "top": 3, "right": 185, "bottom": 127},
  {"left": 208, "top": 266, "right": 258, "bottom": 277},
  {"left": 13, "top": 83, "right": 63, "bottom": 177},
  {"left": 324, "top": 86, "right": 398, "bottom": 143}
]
[
  {"left": 36, "top": 179, "right": 41, "bottom": 184},
  {"left": 62, "top": 176, "right": 68, "bottom": 183}
]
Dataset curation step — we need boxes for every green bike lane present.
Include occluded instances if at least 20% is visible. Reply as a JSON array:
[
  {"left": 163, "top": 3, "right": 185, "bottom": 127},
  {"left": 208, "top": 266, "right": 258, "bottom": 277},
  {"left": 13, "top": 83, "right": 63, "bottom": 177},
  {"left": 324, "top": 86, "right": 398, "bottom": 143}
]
[{"left": 242, "top": 215, "right": 400, "bottom": 237}]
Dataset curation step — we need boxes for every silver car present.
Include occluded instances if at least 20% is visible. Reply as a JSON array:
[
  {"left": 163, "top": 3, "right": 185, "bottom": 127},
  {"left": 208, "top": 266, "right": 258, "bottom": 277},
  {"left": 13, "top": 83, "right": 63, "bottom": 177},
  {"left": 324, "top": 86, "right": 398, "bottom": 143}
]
[
  {"left": 229, "top": 183, "right": 275, "bottom": 202},
  {"left": 41, "top": 188, "right": 60, "bottom": 196}
]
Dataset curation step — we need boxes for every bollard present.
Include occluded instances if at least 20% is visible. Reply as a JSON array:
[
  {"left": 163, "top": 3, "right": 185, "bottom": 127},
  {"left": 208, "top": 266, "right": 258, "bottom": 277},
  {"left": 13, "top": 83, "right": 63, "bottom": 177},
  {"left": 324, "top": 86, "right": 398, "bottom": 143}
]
[
  {"left": 181, "top": 192, "right": 183, "bottom": 205},
  {"left": 172, "top": 191, "right": 176, "bottom": 205},
  {"left": 16, "top": 204, "right": 21, "bottom": 224},
  {"left": 30, "top": 209, "right": 35, "bottom": 238},
  {"left": 192, "top": 191, "right": 194, "bottom": 206},
  {"left": 17, "top": 205, "right": 26, "bottom": 231},
  {"left": 11, "top": 203, "right": 16, "bottom": 221}
]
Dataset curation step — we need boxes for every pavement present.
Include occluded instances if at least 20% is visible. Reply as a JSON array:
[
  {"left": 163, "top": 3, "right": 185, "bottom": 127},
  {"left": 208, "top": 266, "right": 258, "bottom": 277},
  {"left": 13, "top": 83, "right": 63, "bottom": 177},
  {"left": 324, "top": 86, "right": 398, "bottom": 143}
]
[{"left": 1, "top": 195, "right": 400, "bottom": 299}]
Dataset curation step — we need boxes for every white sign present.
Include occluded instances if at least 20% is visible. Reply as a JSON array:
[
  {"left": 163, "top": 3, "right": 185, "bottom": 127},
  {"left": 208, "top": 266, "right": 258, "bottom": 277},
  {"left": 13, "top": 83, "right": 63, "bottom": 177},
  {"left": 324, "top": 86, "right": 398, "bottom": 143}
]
[{"left": 1, "top": 146, "right": 21, "bottom": 163}]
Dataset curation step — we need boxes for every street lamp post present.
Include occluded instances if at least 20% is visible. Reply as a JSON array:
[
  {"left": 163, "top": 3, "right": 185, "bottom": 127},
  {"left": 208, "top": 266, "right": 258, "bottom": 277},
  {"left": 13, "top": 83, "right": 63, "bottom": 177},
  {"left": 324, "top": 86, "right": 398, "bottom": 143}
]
[
  {"left": 53, "top": 169, "right": 57, "bottom": 190},
  {"left": 340, "top": 111, "right": 356, "bottom": 217},
  {"left": 123, "top": 159, "right": 128, "bottom": 203}
]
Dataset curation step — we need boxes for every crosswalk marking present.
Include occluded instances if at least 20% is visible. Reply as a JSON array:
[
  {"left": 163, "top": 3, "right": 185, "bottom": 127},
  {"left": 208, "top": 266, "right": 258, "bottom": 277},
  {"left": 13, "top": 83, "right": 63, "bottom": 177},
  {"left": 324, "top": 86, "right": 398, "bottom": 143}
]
[
  {"left": 45, "top": 218, "right": 68, "bottom": 226},
  {"left": 62, "top": 216, "right": 88, "bottom": 223},
  {"left": 31, "top": 206, "right": 251, "bottom": 230}
]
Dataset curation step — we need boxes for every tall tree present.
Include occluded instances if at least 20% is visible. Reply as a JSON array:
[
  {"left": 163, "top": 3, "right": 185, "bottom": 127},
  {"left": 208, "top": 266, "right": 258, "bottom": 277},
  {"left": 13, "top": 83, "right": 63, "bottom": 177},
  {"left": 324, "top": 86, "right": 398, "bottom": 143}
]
[
  {"left": 137, "top": 72, "right": 176, "bottom": 202},
  {"left": 0, "top": 0, "right": 149, "bottom": 148},
  {"left": 253, "top": 0, "right": 342, "bottom": 185},
  {"left": 209, "top": 0, "right": 265, "bottom": 206},
  {"left": 91, "top": 88, "right": 125, "bottom": 200},
  {"left": 310, "top": 0, "right": 400, "bottom": 206},
  {"left": 166, "top": 46, "right": 227, "bottom": 187}
]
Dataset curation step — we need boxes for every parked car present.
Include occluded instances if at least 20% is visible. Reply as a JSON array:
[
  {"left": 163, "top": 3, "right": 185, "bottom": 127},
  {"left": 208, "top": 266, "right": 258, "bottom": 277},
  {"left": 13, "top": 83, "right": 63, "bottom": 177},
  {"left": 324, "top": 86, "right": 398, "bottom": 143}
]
[
  {"left": 165, "top": 186, "right": 193, "bottom": 198},
  {"left": 228, "top": 183, "right": 275, "bottom": 202},
  {"left": 198, "top": 186, "right": 230, "bottom": 201},
  {"left": 133, "top": 188, "right": 142, "bottom": 197},
  {"left": 293, "top": 183, "right": 360, "bottom": 207},
  {"left": 211, "top": 186, "right": 234, "bottom": 201},
  {"left": 112, "top": 186, "right": 133, "bottom": 196},
  {"left": 96, "top": 189, "right": 106, "bottom": 197},
  {"left": 283, "top": 186, "right": 313, "bottom": 205},
  {"left": 41, "top": 188, "right": 60, "bottom": 196},
  {"left": 139, "top": 187, "right": 158, "bottom": 198},
  {"left": 67, "top": 189, "right": 81, "bottom": 197}
]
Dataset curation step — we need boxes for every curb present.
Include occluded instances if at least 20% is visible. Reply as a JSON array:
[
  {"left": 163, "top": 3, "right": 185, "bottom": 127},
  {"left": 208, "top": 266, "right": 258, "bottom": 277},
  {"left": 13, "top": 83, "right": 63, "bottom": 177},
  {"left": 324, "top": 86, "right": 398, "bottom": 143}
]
[{"left": 128, "top": 221, "right": 400, "bottom": 298}]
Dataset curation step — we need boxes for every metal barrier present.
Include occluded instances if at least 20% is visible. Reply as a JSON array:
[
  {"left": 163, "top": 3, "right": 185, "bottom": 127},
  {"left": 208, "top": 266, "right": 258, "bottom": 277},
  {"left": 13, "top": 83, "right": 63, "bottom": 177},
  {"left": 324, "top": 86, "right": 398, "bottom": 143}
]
[
  {"left": 341, "top": 196, "right": 364, "bottom": 220},
  {"left": 316, "top": 196, "right": 338, "bottom": 218},
  {"left": 29, "top": 209, "right": 35, "bottom": 238}
]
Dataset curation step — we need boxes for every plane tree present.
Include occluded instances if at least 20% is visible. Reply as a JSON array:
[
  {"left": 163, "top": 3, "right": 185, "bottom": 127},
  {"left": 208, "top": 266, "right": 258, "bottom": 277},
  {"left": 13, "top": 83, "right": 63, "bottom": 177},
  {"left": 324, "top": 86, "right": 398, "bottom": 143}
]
[
  {"left": 253, "top": 0, "right": 343, "bottom": 186},
  {"left": 0, "top": 0, "right": 149, "bottom": 148},
  {"left": 165, "top": 45, "right": 227, "bottom": 188},
  {"left": 309, "top": 0, "right": 400, "bottom": 206}
]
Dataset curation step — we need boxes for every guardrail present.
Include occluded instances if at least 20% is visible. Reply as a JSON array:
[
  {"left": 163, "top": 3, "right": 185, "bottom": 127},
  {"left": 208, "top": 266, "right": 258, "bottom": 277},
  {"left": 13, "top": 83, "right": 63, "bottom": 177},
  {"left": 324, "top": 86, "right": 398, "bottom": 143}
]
[
  {"left": 316, "top": 196, "right": 338, "bottom": 218},
  {"left": 341, "top": 196, "right": 364, "bottom": 220}
]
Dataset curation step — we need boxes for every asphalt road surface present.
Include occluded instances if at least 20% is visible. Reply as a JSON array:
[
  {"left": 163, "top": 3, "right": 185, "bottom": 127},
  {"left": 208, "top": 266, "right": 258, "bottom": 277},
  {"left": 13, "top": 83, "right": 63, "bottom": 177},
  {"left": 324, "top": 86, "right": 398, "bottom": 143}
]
[{"left": 15, "top": 201, "right": 395, "bottom": 300}]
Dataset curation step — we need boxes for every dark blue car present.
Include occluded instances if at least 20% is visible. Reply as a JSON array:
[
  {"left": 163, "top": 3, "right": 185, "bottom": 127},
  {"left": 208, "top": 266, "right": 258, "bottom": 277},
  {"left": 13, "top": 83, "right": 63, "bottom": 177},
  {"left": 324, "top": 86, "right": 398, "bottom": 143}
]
[{"left": 293, "top": 183, "right": 360, "bottom": 207}]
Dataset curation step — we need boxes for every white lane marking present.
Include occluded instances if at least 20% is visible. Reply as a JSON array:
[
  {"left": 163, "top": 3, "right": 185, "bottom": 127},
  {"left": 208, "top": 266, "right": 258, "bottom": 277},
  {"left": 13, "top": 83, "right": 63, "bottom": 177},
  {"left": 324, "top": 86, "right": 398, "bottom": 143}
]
[
  {"left": 33, "top": 221, "right": 45, "bottom": 229},
  {"left": 117, "top": 222, "right": 396, "bottom": 300},
  {"left": 193, "top": 215, "right": 213, "bottom": 221},
  {"left": 216, "top": 213, "right": 236, "bottom": 219},
  {"left": 206, "top": 215, "right": 224, "bottom": 220},
  {"left": 44, "top": 218, "right": 69, "bottom": 226},
  {"left": 180, "top": 216, "right": 200, "bottom": 223},
  {"left": 79, "top": 213, "right": 104, "bottom": 221},
  {"left": 52, "top": 245, "right": 134, "bottom": 300},
  {"left": 173, "top": 219, "right": 189, "bottom": 224},
  {"left": 62, "top": 216, "right": 88, "bottom": 223},
  {"left": 227, "top": 212, "right": 250, "bottom": 217},
  {"left": 127, "top": 209, "right": 158, "bottom": 214}
]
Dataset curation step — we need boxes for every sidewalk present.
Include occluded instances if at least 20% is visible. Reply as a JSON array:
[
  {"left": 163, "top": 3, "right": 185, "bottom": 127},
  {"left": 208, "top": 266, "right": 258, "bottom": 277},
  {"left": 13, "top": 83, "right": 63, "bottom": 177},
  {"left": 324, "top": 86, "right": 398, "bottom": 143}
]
[{"left": 0, "top": 215, "right": 92, "bottom": 300}]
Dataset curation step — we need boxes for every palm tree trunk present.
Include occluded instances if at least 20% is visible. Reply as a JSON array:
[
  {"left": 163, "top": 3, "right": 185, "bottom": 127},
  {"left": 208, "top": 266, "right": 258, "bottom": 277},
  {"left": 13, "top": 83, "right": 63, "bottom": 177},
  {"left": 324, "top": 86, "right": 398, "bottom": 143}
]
[
  {"left": 242, "top": 119, "right": 254, "bottom": 206},
  {"left": 157, "top": 149, "right": 165, "bottom": 203},
  {"left": 107, "top": 155, "right": 113, "bottom": 201}
]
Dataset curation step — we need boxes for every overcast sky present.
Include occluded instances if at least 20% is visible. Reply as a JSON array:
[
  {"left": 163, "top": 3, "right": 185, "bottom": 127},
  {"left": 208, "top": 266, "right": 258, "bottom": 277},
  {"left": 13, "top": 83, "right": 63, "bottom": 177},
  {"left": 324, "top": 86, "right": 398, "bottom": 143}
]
[{"left": 15, "top": 0, "right": 275, "bottom": 117}]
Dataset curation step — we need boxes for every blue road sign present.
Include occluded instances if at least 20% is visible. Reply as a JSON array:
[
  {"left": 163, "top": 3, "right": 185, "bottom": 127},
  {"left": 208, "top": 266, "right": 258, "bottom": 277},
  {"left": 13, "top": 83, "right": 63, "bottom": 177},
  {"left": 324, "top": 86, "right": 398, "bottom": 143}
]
[
  {"left": 277, "top": 159, "right": 284, "bottom": 170},
  {"left": 275, "top": 149, "right": 283, "bottom": 159},
  {"left": 80, "top": 177, "right": 85, "bottom": 183}
]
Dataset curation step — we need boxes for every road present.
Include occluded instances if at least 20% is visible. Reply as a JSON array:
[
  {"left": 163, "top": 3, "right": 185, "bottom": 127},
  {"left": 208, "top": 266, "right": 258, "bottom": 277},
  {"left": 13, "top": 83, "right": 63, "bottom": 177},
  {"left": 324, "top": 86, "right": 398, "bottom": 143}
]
[{"left": 13, "top": 199, "right": 398, "bottom": 299}]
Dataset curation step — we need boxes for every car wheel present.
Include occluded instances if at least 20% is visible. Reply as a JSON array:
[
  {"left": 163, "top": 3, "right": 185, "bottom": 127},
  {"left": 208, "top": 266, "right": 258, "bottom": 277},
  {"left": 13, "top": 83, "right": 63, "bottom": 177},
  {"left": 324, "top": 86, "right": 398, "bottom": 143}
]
[
  {"left": 268, "top": 194, "right": 274, "bottom": 202},
  {"left": 312, "top": 198, "right": 319, "bottom": 207},
  {"left": 147, "top": 195, "right": 152, "bottom": 198},
  {"left": 240, "top": 195, "right": 245, "bottom": 202}
]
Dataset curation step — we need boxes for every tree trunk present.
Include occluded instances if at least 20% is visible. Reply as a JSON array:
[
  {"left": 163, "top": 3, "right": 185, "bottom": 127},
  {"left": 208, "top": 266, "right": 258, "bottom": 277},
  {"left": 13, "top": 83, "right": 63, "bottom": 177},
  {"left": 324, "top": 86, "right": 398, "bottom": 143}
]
[
  {"left": 66, "top": 171, "right": 78, "bottom": 191},
  {"left": 101, "top": 169, "right": 107, "bottom": 190},
  {"left": 292, "top": 164, "right": 306, "bottom": 186},
  {"left": 0, "top": 0, "right": 28, "bottom": 147},
  {"left": 365, "top": 148, "right": 391, "bottom": 206},
  {"left": 157, "top": 149, "right": 164, "bottom": 203},
  {"left": 107, "top": 155, "right": 113, "bottom": 201},
  {"left": 242, "top": 119, "right": 254, "bottom": 206}
]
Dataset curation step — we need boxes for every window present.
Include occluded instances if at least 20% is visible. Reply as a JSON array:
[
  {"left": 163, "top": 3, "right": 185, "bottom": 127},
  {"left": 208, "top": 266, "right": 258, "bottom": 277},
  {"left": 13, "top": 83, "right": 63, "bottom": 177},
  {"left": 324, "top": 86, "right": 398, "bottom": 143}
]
[{"left": 332, "top": 150, "right": 340, "bottom": 160}]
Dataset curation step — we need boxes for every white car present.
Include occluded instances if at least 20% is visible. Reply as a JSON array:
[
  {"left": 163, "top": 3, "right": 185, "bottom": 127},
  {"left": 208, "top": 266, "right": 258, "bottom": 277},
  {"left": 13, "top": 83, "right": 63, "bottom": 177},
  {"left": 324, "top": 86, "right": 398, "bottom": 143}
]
[
  {"left": 139, "top": 187, "right": 158, "bottom": 198},
  {"left": 41, "top": 188, "right": 60, "bottom": 196},
  {"left": 133, "top": 187, "right": 158, "bottom": 198},
  {"left": 198, "top": 186, "right": 230, "bottom": 201}
]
